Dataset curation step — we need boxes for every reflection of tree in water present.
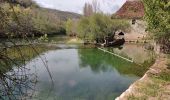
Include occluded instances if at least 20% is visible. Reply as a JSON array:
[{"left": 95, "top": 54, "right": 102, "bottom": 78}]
[
  {"left": 0, "top": 65, "right": 37, "bottom": 100},
  {"left": 78, "top": 49, "right": 110, "bottom": 72},
  {"left": 78, "top": 48, "right": 155, "bottom": 77},
  {"left": 78, "top": 48, "right": 133, "bottom": 73},
  {"left": 0, "top": 42, "right": 54, "bottom": 100},
  {"left": 0, "top": 42, "right": 39, "bottom": 100},
  {"left": 0, "top": 2, "right": 53, "bottom": 99}
]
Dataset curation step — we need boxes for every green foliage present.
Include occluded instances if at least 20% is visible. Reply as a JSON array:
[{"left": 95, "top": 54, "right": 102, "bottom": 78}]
[
  {"left": 38, "top": 34, "right": 48, "bottom": 42},
  {"left": 0, "top": 1, "right": 80, "bottom": 38},
  {"left": 0, "top": 6, "right": 8, "bottom": 36},
  {"left": 0, "top": 45, "right": 49, "bottom": 73},
  {"left": 77, "top": 17, "right": 91, "bottom": 39},
  {"left": 76, "top": 13, "right": 130, "bottom": 41},
  {"left": 78, "top": 48, "right": 153, "bottom": 76},
  {"left": 111, "top": 19, "right": 130, "bottom": 32},
  {"left": 65, "top": 19, "right": 73, "bottom": 35},
  {"left": 128, "top": 94, "right": 147, "bottom": 100},
  {"left": 65, "top": 19, "right": 78, "bottom": 36},
  {"left": 0, "top": 3, "right": 33, "bottom": 37},
  {"left": 31, "top": 8, "right": 64, "bottom": 35},
  {"left": 143, "top": 0, "right": 170, "bottom": 41},
  {"left": 156, "top": 71, "right": 170, "bottom": 81},
  {"left": 139, "top": 82, "right": 160, "bottom": 97},
  {"left": 14, "top": 0, "right": 39, "bottom": 8}
]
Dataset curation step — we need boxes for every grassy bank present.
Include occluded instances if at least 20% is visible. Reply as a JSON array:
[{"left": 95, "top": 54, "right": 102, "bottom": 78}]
[{"left": 116, "top": 54, "right": 170, "bottom": 100}]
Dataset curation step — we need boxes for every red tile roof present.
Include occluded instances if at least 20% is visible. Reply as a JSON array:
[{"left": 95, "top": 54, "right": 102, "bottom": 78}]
[{"left": 115, "top": 0, "right": 144, "bottom": 19}]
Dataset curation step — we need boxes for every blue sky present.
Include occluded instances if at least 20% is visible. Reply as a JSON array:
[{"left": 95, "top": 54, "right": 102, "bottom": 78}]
[{"left": 33, "top": 0, "right": 126, "bottom": 14}]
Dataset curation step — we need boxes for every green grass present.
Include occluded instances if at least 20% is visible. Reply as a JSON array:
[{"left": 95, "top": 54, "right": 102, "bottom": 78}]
[
  {"left": 156, "top": 71, "right": 170, "bottom": 81},
  {"left": 128, "top": 94, "right": 148, "bottom": 100},
  {"left": 127, "top": 71, "right": 170, "bottom": 100},
  {"left": 166, "top": 55, "right": 170, "bottom": 69},
  {"left": 127, "top": 55, "right": 170, "bottom": 100},
  {"left": 143, "top": 83, "right": 159, "bottom": 96},
  {"left": 137, "top": 82, "right": 159, "bottom": 97}
]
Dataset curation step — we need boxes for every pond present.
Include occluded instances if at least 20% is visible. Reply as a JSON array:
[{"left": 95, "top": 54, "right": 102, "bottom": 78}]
[{"left": 0, "top": 44, "right": 155, "bottom": 100}]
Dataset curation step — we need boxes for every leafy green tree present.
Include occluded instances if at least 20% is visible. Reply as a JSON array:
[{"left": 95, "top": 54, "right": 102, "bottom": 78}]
[
  {"left": 143, "top": 0, "right": 170, "bottom": 43},
  {"left": 0, "top": 6, "right": 9, "bottom": 37},
  {"left": 0, "top": 1, "right": 66, "bottom": 37},
  {"left": 65, "top": 19, "right": 73, "bottom": 36},
  {"left": 143, "top": 0, "right": 170, "bottom": 53},
  {"left": 0, "top": 3, "right": 34, "bottom": 37},
  {"left": 65, "top": 19, "right": 79, "bottom": 36},
  {"left": 77, "top": 17, "right": 92, "bottom": 40},
  {"left": 32, "top": 8, "right": 63, "bottom": 35},
  {"left": 83, "top": 3, "right": 93, "bottom": 17},
  {"left": 77, "top": 13, "right": 130, "bottom": 41}
]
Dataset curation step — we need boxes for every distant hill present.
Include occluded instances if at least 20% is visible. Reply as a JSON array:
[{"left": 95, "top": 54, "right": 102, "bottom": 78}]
[
  {"left": 13, "top": 0, "right": 81, "bottom": 20},
  {"left": 40, "top": 8, "right": 81, "bottom": 21},
  {"left": 0, "top": 0, "right": 81, "bottom": 37}
]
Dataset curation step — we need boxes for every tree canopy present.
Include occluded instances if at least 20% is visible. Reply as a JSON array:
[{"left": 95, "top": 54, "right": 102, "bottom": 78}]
[
  {"left": 0, "top": 1, "right": 80, "bottom": 38},
  {"left": 143, "top": 0, "right": 170, "bottom": 53},
  {"left": 76, "top": 13, "right": 130, "bottom": 41},
  {"left": 143, "top": 0, "right": 170, "bottom": 42}
]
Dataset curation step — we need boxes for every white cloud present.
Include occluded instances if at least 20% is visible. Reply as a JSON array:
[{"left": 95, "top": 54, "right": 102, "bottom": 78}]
[{"left": 32, "top": 0, "right": 126, "bottom": 14}]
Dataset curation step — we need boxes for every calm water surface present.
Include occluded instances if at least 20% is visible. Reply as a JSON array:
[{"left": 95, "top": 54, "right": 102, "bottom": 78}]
[{"left": 23, "top": 44, "right": 154, "bottom": 100}]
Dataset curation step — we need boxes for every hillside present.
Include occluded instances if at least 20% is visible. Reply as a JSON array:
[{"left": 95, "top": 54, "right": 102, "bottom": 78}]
[
  {"left": 13, "top": 0, "right": 81, "bottom": 20},
  {"left": 40, "top": 8, "right": 81, "bottom": 21},
  {"left": 0, "top": 0, "right": 81, "bottom": 37}
]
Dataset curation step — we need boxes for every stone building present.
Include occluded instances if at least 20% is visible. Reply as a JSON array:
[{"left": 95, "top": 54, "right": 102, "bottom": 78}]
[{"left": 113, "top": 0, "right": 147, "bottom": 42}]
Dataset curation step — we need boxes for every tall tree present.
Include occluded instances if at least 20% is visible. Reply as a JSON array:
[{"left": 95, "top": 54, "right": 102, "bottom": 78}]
[
  {"left": 143, "top": 0, "right": 170, "bottom": 52},
  {"left": 77, "top": 14, "right": 130, "bottom": 41},
  {"left": 83, "top": 3, "right": 93, "bottom": 17},
  {"left": 83, "top": 0, "right": 100, "bottom": 16}
]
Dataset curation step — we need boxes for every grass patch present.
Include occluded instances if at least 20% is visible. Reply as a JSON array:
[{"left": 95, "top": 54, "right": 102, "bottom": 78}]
[
  {"left": 127, "top": 94, "right": 148, "bottom": 100},
  {"left": 156, "top": 71, "right": 170, "bottom": 81},
  {"left": 138, "top": 82, "right": 160, "bottom": 97},
  {"left": 166, "top": 54, "right": 170, "bottom": 69},
  {"left": 142, "top": 83, "right": 159, "bottom": 97}
]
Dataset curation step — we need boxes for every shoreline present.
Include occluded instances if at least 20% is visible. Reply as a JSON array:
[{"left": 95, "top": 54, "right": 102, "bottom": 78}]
[{"left": 116, "top": 54, "right": 170, "bottom": 100}]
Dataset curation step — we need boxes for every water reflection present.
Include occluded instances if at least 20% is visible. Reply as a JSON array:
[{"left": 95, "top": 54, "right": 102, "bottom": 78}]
[
  {"left": 25, "top": 48, "right": 141, "bottom": 100},
  {"left": 78, "top": 48, "right": 138, "bottom": 73},
  {"left": 108, "top": 44, "right": 155, "bottom": 64},
  {"left": 0, "top": 65, "right": 37, "bottom": 100},
  {"left": 78, "top": 46, "right": 154, "bottom": 77},
  {"left": 0, "top": 44, "right": 155, "bottom": 100},
  {"left": 0, "top": 45, "right": 47, "bottom": 100}
]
